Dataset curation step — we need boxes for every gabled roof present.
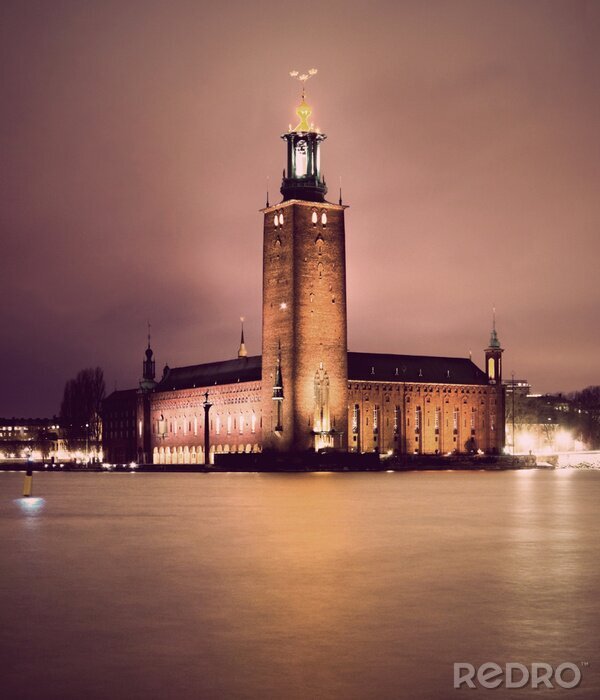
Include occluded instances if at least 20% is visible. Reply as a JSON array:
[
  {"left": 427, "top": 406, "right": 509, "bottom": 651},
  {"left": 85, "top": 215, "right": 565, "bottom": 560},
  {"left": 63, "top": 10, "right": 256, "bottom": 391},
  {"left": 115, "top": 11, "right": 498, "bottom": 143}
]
[
  {"left": 117, "top": 350, "right": 488, "bottom": 395},
  {"left": 156, "top": 355, "right": 262, "bottom": 392},
  {"left": 348, "top": 351, "right": 488, "bottom": 385}
]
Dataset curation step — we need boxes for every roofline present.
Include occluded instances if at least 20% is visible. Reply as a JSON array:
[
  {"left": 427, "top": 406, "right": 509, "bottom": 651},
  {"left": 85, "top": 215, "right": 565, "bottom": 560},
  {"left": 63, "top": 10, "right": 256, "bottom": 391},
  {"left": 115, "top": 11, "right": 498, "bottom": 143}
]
[{"left": 260, "top": 200, "right": 348, "bottom": 214}]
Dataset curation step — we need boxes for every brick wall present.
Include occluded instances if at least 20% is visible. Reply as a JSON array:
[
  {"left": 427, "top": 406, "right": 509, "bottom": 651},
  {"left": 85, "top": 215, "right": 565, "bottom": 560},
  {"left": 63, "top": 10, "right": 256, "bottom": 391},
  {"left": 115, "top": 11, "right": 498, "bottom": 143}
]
[
  {"left": 261, "top": 200, "right": 348, "bottom": 452},
  {"left": 348, "top": 382, "right": 504, "bottom": 455}
]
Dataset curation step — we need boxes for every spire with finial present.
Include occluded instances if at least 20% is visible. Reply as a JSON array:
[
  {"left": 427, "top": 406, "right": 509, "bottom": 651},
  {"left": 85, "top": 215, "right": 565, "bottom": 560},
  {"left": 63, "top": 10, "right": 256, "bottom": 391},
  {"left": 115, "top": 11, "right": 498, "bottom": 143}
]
[
  {"left": 488, "top": 306, "right": 501, "bottom": 349},
  {"left": 266, "top": 176, "right": 270, "bottom": 208},
  {"left": 238, "top": 317, "right": 248, "bottom": 358},
  {"left": 140, "top": 321, "right": 156, "bottom": 390},
  {"left": 289, "top": 69, "right": 318, "bottom": 132},
  {"left": 339, "top": 176, "right": 343, "bottom": 205},
  {"left": 485, "top": 306, "right": 503, "bottom": 384},
  {"left": 281, "top": 70, "right": 327, "bottom": 202}
]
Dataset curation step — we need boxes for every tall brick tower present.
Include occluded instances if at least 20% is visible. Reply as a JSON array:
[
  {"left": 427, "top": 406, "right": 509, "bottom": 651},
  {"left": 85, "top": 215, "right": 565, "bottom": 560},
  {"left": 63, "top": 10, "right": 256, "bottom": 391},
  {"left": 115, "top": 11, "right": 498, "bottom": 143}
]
[{"left": 261, "top": 77, "right": 348, "bottom": 452}]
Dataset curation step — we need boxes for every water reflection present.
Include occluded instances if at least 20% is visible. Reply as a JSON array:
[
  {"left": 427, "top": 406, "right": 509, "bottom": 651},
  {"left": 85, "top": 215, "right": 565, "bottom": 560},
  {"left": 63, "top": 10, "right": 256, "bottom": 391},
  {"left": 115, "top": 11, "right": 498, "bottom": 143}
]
[
  {"left": 14, "top": 497, "right": 45, "bottom": 515},
  {"left": 1, "top": 470, "right": 599, "bottom": 699}
]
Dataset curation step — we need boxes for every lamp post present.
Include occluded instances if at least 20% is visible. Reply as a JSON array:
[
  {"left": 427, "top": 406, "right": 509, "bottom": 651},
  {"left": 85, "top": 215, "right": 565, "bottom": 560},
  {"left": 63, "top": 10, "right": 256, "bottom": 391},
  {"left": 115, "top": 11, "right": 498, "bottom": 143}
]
[
  {"left": 511, "top": 373, "right": 515, "bottom": 457},
  {"left": 85, "top": 422, "right": 89, "bottom": 465},
  {"left": 203, "top": 391, "right": 212, "bottom": 466}
]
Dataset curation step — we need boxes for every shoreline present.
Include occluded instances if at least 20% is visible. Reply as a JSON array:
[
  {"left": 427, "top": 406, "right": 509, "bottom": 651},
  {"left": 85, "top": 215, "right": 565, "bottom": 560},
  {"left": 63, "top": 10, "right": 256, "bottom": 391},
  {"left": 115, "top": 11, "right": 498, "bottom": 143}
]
[{"left": 0, "top": 454, "right": 543, "bottom": 473}]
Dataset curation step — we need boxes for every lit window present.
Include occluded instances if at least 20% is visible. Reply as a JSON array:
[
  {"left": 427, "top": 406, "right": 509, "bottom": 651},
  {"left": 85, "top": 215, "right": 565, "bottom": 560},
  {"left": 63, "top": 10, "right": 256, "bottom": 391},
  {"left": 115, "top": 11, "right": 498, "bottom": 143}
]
[
  {"left": 352, "top": 404, "right": 359, "bottom": 433},
  {"left": 279, "top": 212, "right": 284, "bottom": 226},
  {"left": 295, "top": 140, "right": 307, "bottom": 176},
  {"left": 312, "top": 211, "right": 318, "bottom": 224},
  {"left": 373, "top": 405, "right": 379, "bottom": 433},
  {"left": 273, "top": 214, "right": 278, "bottom": 227},
  {"left": 321, "top": 212, "right": 327, "bottom": 226}
]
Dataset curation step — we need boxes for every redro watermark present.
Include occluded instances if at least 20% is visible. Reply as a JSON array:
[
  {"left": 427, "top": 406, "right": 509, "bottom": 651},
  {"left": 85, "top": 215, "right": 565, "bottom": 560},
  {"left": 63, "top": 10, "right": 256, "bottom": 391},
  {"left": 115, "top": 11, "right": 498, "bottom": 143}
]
[{"left": 453, "top": 662, "right": 583, "bottom": 689}]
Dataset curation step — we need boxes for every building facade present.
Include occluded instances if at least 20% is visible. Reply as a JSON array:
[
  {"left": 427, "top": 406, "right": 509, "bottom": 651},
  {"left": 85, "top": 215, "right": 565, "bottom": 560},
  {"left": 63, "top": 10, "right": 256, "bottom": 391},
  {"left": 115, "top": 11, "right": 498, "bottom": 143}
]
[{"left": 103, "top": 90, "right": 505, "bottom": 464}]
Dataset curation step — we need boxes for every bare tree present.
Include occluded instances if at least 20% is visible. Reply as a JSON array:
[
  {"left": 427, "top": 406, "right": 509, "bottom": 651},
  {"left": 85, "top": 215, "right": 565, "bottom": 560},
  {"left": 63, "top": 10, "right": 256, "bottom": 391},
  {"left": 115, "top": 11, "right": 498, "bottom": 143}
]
[
  {"left": 567, "top": 386, "right": 600, "bottom": 449},
  {"left": 59, "top": 368, "right": 106, "bottom": 452}
]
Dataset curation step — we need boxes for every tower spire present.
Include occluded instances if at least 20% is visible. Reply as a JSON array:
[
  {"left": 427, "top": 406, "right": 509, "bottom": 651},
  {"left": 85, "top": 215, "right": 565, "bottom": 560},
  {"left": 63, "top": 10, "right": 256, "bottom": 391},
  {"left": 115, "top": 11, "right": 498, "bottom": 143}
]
[
  {"left": 238, "top": 317, "right": 248, "bottom": 358},
  {"left": 485, "top": 309, "right": 503, "bottom": 385},
  {"left": 281, "top": 69, "right": 327, "bottom": 203},
  {"left": 140, "top": 322, "right": 156, "bottom": 390},
  {"left": 488, "top": 306, "right": 501, "bottom": 349}
]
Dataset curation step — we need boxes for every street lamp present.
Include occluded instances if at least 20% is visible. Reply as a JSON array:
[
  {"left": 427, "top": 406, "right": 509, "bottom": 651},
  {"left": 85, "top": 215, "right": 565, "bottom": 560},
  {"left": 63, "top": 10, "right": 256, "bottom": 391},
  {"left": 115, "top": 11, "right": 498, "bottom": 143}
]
[
  {"left": 85, "top": 422, "right": 89, "bottom": 465},
  {"left": 511, "top": 373, "right": 515, "bottom": 457}
]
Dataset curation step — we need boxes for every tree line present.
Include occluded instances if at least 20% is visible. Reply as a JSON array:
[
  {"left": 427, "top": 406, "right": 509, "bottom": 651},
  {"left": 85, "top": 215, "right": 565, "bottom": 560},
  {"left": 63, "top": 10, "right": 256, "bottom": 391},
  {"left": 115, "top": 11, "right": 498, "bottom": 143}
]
[{"left": 59, "top": 367, "right": 106, "bottom": 451}]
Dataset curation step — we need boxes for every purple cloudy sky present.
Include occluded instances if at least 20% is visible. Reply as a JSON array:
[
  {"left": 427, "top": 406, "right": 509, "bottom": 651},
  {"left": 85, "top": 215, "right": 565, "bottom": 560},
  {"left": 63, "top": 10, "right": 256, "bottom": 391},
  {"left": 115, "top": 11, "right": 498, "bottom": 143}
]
[{"left": 1, "top": 0, "right": 599, "bottom": 416}]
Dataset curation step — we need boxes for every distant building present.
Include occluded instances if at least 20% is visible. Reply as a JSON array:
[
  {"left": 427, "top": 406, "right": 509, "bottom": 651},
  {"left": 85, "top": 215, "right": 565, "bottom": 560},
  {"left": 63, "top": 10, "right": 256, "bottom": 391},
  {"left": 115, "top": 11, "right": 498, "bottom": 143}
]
[
  {"left": 0, "top": 417, "right": 65, "bottom": 461},
  {"left": 103, "top": 89, "right": 506, "bottom": 464},
  {"left": 504, "top": 382, "right": 587, "bottom": 454},
  {"left": 503, "top": 378, "right": 531, "bottom": 399}
]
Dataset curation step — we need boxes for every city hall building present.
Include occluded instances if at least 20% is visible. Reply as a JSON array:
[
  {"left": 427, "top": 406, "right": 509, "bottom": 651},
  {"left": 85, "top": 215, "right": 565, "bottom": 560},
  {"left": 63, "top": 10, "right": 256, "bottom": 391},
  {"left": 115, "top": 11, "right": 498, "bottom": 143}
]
[{"left": 102, "top": 90, "right": 505, "bottom": 465}]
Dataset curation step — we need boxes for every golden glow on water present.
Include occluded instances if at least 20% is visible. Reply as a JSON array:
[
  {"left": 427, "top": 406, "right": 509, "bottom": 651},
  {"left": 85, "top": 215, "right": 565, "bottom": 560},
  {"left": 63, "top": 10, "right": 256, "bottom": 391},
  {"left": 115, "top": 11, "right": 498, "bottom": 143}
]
[{"left": 1, "top": 470, "right": 599, "bottom": 698}]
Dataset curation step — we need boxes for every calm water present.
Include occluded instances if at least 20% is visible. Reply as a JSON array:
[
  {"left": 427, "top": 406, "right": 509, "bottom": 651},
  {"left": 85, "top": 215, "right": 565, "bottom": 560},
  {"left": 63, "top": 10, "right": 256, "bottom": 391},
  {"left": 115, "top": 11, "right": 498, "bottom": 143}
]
[{"left": 1, "top": 469, "right": 599, "bottom": 700}]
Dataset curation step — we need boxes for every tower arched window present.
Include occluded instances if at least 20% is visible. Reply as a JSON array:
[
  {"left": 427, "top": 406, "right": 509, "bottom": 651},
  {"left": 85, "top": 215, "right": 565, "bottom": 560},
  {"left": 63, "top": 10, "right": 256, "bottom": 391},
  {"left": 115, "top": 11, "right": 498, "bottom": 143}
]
[
  {"left": 311, "top": 210, "right": 318, "bottom": 225},
  {"left": 295, "top": 140, "right": 307, "bottom": 176},
  {"left": 321, "top": 211, "right": 327, "bottom": 226}
]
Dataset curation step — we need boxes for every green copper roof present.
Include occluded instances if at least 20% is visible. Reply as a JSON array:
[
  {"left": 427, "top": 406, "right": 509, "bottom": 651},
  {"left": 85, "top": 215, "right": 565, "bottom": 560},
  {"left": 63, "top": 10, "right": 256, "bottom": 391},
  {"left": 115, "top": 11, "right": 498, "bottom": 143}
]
[{"left": 488, "top": 328, "right": 501, "bottom": 349}]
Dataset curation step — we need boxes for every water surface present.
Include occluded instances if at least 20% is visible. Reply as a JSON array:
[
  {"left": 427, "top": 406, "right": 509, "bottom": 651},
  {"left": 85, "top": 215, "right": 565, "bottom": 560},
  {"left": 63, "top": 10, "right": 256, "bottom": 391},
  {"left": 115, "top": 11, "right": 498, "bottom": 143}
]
[{"left": 1, "top": 470, "right": 599, "bottom": 699}]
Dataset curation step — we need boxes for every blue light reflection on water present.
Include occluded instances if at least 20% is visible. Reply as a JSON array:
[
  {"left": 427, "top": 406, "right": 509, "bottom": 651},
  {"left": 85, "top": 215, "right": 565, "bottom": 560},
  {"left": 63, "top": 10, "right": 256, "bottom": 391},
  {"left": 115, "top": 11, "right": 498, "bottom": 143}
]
[{"left": 14, "top": 497, "right": 46, "bottom": 514}]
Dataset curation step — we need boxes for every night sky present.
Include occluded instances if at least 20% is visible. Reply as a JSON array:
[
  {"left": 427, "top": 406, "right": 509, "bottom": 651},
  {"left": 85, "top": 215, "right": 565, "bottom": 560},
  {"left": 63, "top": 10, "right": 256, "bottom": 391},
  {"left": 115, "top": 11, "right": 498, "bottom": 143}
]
[{"left": 1, "top": 0, "right": 599, "bottom": 417}]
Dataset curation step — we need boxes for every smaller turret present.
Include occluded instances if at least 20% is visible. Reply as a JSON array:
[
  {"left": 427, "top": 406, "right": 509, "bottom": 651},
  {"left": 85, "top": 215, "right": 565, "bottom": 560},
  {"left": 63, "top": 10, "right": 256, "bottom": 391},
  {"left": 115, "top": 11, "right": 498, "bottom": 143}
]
[
  {"left": 485, "top": 310, "right": 503, "bottom": 384},
  {"left": 139, "top": 325, "right": 157, "bottom": 391}
]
